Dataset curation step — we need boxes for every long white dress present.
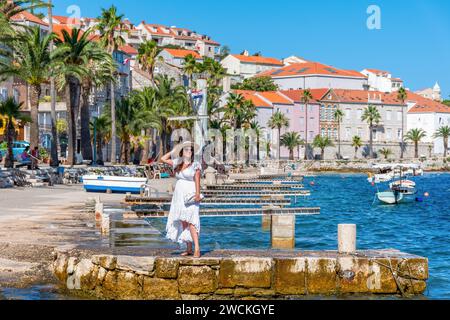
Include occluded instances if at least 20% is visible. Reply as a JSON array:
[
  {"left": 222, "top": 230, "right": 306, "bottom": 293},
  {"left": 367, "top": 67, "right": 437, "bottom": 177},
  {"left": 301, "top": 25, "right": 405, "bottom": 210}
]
[{"left": 165, "top": 158, "right": 202, "bottom": 244}]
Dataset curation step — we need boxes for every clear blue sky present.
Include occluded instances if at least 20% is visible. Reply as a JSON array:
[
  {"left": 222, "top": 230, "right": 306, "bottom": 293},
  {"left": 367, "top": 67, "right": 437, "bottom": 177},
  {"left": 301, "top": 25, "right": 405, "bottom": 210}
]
[{"left": 50, "top": 0, "right": 450, "bottom": 98}]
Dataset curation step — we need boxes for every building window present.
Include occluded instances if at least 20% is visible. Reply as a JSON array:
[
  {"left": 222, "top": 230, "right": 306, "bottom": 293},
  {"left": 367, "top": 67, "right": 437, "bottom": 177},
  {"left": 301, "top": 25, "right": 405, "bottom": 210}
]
[
  {"left": 0, "top": 88, "right": 7, "bottom": 101},
  {"left": 333, "top": 128, "right": 338, "bottom": 139},
  {"left": 345, "top": 127, "right": 351, "bottom": 140},
  {"left": 357, "top": 128, "right": 362, "bottom": 137},
  {"left": 386, "top": 111, "right": 391, "bottom": 121},
  {"left": 397, "top": 129, "right": 402, "bottom": 140},
  {"left": 327, "top": 128, "right": 332, "bottom": 138},
  {"left": 345, "top": 109, "right": 351, "bottom": 120},
  {"left": 321, "top": 128, "right": 325, "bottom": 137},
  {"left": 397, "top": 111, "right": 402, "bottom": 121}
]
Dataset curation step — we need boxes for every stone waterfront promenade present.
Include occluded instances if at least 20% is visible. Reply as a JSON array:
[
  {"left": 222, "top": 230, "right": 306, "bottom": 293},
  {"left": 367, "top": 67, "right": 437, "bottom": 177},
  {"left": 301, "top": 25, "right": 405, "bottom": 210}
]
[{"left": 53, "top": 248, "right": 428, "bottom": 299}]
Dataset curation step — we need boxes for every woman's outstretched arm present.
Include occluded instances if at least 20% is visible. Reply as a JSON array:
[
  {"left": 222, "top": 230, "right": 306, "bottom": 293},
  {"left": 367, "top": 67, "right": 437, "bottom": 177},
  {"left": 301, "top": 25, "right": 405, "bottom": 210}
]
[
  {"left": 194, "top": 169, "right": 202, "bottom": 202},
  {"left": 161, "top": 151, "right": 175, "bottom": 167}
]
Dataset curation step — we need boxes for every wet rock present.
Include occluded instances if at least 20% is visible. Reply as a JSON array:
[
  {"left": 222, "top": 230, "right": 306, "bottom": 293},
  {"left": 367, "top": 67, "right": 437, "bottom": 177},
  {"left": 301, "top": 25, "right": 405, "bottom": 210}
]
[
  {"left": 219, "top": 258, "right": 273, "bottom": 288},
  {"left": 274, "top": 258, "right": 306, "bottom": 295},
  {"left": 179, "top": 258, "right": 221, "bottom": 266},
  {"left": 116, "top": 256, "right": 155, "bottom": 275},
  {"left": 102, "top": 271, "right": 140, "bottom": 299},
  {"left": 66, "top": 257, "right": 78, "bottom": 275},
  {"left": 337, "top": 256, "right": 370, "bottom": 293},
  {"left": 91, "top": 255, "right": 116, "bottom": 270},
  {"left": 67, "top": 259, "right": 95, "bottom": 290},
  {"left": 367, "top": 259, "right": 399, "bottom": 293},
  {"left": 142, "top": 277, "right": 180, "bottom": 300},
  {"left": 178, "top": 266, "right": 217, "bottom": 294},
  {"left": 53, "top": 254, "right": 68, "bottom": 283},
  {"left": 306, "top": 257, "right": 337, "bottom": 294},
  {"left": 398, "top": 258, "right": 429, "bottom": 281},
  {"left": 155, "top": 258, "right": 179, "bottom": 279}
]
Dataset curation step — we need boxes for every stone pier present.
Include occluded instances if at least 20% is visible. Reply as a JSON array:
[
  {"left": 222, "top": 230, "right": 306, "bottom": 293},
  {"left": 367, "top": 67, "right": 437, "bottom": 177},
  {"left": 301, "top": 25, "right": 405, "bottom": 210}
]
[
  {"left": 52, "top": 249, "right": 428, "bottom": 300},
  {"left": 271, "top": 215, "right": 296, "bottom": 249}
]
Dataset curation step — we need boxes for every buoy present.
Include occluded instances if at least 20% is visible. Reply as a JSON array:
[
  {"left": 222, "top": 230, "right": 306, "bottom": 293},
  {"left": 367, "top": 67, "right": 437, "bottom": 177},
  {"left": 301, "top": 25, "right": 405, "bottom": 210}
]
[
  {"left": 310, "top": 181, "right": 315, "bottom": 186},
  {"left": 371, "top": 182, "right": 375, "bottom": 186},
  {"left": 416, "top": 197, "right": 424, "bottom": 202},
  {"left": 424, "top": 192, "right": 430, "bottom": 197}
]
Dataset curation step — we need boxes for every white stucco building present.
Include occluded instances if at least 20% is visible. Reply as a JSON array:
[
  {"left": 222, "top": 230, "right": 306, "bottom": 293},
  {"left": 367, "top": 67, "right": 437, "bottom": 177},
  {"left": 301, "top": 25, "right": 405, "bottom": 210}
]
[
  {"left": 157, "top": 48, "right": 203, "bottom": 68},
  {"left": 258, "top": 62, "right": 368, "bottom": 91},
  {"left": 220, "top": 53, "right": 284, "bottom": 83},
  {"left": 361, "top": 69, "right": 404, "bottom": 93},
  {"left": 407, "top": 91, "right": 450, "bottom": 155},
  {"left": 415, "top": 82, "right": 443, "bottom": 102}
]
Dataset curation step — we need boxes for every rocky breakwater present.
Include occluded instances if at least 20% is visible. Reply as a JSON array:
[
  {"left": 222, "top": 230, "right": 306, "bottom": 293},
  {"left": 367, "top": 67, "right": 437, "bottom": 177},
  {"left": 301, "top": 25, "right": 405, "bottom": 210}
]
[{"left": 52, "top": 249, "right": 428, "bottom": 300}]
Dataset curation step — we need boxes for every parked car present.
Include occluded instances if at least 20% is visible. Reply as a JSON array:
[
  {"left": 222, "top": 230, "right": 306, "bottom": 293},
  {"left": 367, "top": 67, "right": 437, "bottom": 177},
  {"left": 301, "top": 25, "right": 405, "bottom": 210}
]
[{"left": 0, "top": 141, "right": 30, "bottom": 159}]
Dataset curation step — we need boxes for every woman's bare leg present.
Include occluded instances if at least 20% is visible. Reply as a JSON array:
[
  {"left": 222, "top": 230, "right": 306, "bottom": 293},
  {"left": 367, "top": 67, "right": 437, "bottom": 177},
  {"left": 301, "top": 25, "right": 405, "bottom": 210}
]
[
  {"left": 181, "top": 221, "right": 192, "bottom": 256},
  {"left": 189, "top": 224, "right": 201, "bottom": 258}
]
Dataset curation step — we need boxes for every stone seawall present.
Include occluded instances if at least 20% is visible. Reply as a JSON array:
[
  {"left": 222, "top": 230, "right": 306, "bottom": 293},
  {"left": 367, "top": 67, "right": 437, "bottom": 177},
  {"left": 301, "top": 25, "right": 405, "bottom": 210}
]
[{"left": 52, "top": 249, "right": 428, "bottom": 300}]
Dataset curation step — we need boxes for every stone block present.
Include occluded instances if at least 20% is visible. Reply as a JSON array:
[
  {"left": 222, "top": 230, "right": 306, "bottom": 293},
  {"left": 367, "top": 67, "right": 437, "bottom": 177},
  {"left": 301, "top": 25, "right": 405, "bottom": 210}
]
[
  {"left": 142, "top": 277, "right": 180, "bottom": 300},
  {"left": 337, "top": 256, "right": 370, "bottom": 293},
  {"left": 306, "top": 257, "right": 337, "bottom": 294},
  {"left": 366, "top": 259, "right": 398, "bottom": 293},
  {"left": 179, "top": 258, "right": 221, "bottom": 266},
  {"left": 178, "top": 266, "right": 217, "bottom": 294},
  {"left": 215, "top": 288, "right": 234, "bottom": 295},
  {"left": 92, "top": 255, "right": 117, "bottom": 270},
  {"left": 102, "top": 271, "right": 140, "bottom": 299},
  {"left": 219, "top": 258, "right": 273, "bottom": 289},
  {"left": 271, "top": 215, "right": 295, "bottom": 250},
  {"left": 274, "top": 258, "right": 306, "bottom": 295},
  {"left": 155, "top": 258, "right": 179, "bottom": 279},
  {"left": 116, "top": 256, "right": 155, "bottom": 275},
  {"left": 398, "top": 258, "right": 429, "bottom": 281},
  {"left": 53, "top": 254, "right": 68, "bottom": 283},
  {"left": 66, "top": 257, "right": 78, "bottom": 275}
]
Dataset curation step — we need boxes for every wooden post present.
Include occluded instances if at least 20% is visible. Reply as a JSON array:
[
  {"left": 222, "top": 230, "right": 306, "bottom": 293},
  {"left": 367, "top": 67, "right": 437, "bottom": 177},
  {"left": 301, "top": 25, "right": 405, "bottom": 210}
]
[{"left": 262, "top": 214, "right": 272, "bottom": 231}]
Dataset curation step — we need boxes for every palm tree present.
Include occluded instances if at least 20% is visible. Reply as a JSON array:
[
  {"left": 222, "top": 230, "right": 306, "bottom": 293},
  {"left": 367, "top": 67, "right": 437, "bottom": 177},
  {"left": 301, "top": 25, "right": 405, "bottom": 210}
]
[
  {"left": 0, "top": 27, "right": 59, "bottom": 152},
  {"left": 80, "top": 46, "right": 115, "bottom": 162},
  {"left": 97, "top": 5, "right": 125, "bottom": 164},
  {"left": 281, "top": 132, "right": 303, "bottom": 160},
  {"left": 0, "top": 97, "right": 31, "bottom": 168},
  {"left": 302, "top": 89, "right": 313, "bottom": 160},
  {"left": 132, "top": 87, "right": 161, "bottom": 164},
  {"left": 137, "top": 40, "right": 161, "bottom": 86},
  {"left": 434, "top": 126, "right": 450, "bottom": 158},
  {"left": 54, "top": 28, "right": 95, "bottom": 165},
  {"left": 0, "top": 1, "right": 47, "bottom": 34},
  {"left": 361, "top": 105, "right": 381, "bottom": 159},
  {"left": 250, "top": 121, "right": 262, "bottom": 161},
  {"left": 379, "top": 147, "right": 393, "bottom": 160},
  {"left": 351, "top": 136, "right": 362, "bottom": 159},
  {"left": 405, "top": 128, "right": 427, "bottom": 158},
  {"left": 154, "top": 74, "right": 190, "bottom": 159},
  {"left": 334, "top": 108, "right": 344, "bottom": 159},
  {"left": 183, "top": 54, "right": 200, "bottom": 88},
  {"left": 90, "top": 114, "right": 110, "bottom": 165},
  {"left": 313, "top": 135, "right": 334, "bottom": 160},
  {"left": 268, "top": 111, "right": 290, "bottom": 160},
  {"left": 397, "top": 87, "right": 408, "bottom": 159}
]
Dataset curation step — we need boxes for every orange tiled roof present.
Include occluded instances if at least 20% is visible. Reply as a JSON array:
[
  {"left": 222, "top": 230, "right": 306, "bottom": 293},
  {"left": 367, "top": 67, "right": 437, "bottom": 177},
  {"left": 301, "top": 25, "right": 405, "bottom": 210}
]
[
  {"left": 280, "top": 89, "right": 329, "bottom": 104},
  {"left": 232, "top": 55, "right": 284, "bottom": 66},
  {"left": 330, "top": 89, "right": 404, "bottom": 105},
  {"left": 258, "top": 62, "right": 367, "bottom": 78},
  {"left": 257, "top": 91, "right": 292, "bottom": 105},
  {"left": 406, "top": 91, "right": 450, "bottom": 114},
  {"left": 234, "top": 90, "right": 272, "bottom": 108},
  {"left": 52, "top": 24, "right": 81, "bottom": 40},
  {"left": 119, "top": 45, "right": 138, "bottom": 55},
  {"left": 163, "top": 48, "right": 201, "bottom": 59},
  {"left": 11, "top": 11, "right": 48, "bottom": 27},
  {"left": 53, "top": 15, "right": 82, "bottom": 26},
  {"left": 365, "top": 68, "right": 390, "bottom": 76}
]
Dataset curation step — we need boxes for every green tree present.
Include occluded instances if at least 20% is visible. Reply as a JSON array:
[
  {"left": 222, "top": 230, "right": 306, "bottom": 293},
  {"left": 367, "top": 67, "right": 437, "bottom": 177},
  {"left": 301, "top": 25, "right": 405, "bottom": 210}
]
[
  {"left": 361, "top": 105, "right": 381, "bottom": 159},
  {"left": 222, "top": 93, "right": 256, "bottom": 129},
  {"left": 0, "top": 27, "right": 60, "bottom": 152},
  {"left": 97, "top": 5, "right": 125, "bottom": 164},
  {"left": 54, "top": 28, "right": 96, "bottom": 165},
  {"left": 397, "top": 87, "right": 408, "bottom": 159},
  {"left": 268, "top": 111, "right": 290, "bottom": 160},
  {"left": 90, "top": 114, "right": 110, "bottom": 165},
  {"left": 183, "top": 54, "right": 201, "bottom": 88},
  {"left": 137, "top": 40, "right": 161, "bottom": 86},
  {"left": 0, "top": 0, "right": 47, "bottom": 35},
  {"left": 232, "top": 76, "right": 279, "bottom": 92},
  {"left": 379, "top": 147, "right": 393, "bottom": 160},
  {"left": 302, "top": 89, "right": 313, "bottom": 160},
  {"left": 334, "top": 108, "right": 344, "bottom": 159},
  {"left": 80, "top": 45, "right": 115, "bottom": 161},
  {"left": 405, "top": 128, "right": 427, "bottom": 158},
  {"left": 312, "top": 135, "right": 334, "bottom": 160},
  {"left": 0, "top": 98, "right": 31, "bottom": 168},
  {"left": 281, "top": 132, "right": 303, "bottom": 160},
  {"left": 351, "top": 136, "right": 362, "bottom": 159},
  {"left": 434, "top": 125, "right": 450, "bottom": 158}
]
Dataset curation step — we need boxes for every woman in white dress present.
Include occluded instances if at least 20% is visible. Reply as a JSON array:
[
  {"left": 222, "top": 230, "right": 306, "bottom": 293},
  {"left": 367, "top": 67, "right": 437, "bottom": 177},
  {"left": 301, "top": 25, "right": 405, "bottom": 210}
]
[{"left": 161, "top": 141, "right": 203, "bottom": 258}]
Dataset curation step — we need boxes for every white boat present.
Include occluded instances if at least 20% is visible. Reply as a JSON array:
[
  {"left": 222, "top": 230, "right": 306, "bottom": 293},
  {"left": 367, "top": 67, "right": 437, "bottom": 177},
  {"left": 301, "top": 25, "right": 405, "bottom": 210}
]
[
  {"left": 82, "top": 175, "right": 148, "bottom": 194},
  {"left": 368, "top": 163, "right": 423, "bottom": 184},
  {"left": 377, "top": 191, "right": 404, "bottom": 204},
  {"left": 389, "top": 180, "right": 416, "bottom": 189}
]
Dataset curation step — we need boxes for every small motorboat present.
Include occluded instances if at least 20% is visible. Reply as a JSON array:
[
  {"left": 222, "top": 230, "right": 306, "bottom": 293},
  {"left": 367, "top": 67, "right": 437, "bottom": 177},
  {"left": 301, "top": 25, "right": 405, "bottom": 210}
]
[
  {"left": 389, "top": 180, "right": 416, "bottom": 188},
  {"left": 377, "top": 191, "right": 404, "bottom": 204},
  {"left": 82, "top": 175, "right": 148, "bottom": 194}
]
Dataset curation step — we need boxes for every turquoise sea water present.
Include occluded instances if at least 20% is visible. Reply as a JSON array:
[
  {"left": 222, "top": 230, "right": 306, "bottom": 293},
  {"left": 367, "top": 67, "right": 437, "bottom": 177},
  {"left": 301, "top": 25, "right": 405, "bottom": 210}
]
[{"left": 148, "top": 173, "right": 450, "bottom": 299}]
